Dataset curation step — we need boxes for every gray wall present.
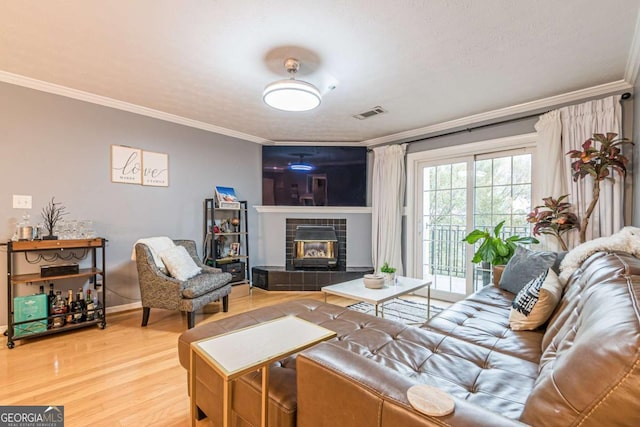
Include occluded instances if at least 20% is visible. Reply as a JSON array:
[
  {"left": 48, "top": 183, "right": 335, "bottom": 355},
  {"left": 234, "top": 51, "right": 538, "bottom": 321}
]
[
  {"left": 406, "top": 116, "right": 539, "bottom": 154},
  {"left": 0, "top": 82, "right": 261, "bottom": 321}
]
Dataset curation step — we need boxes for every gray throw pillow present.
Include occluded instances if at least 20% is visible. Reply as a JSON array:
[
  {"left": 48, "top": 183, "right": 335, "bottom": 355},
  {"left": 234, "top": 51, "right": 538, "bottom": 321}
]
[
  {"left": 498, "top": 246, "right": 557, "bottom": 294},
  {"left": 551, "top": 251, "right": 567, "bottom": 275}
]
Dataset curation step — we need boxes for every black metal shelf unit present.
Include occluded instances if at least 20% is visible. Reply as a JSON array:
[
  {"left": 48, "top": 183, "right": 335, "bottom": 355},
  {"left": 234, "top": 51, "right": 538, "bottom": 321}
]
[{"left": 203, "top": 199, "right": 250, "bottom": 287}]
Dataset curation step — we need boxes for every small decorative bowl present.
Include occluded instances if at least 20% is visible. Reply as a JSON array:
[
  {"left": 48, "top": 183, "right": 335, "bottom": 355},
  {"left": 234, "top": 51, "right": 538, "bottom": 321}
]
[{"left": 363, "top": 274, "right": 385, "bottom": 289}]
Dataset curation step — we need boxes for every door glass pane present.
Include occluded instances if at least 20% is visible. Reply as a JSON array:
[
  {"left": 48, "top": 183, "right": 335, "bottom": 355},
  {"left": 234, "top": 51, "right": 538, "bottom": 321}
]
[
  {"left": 475, "top": 159, "right": 492, "bottom": 187},
  {"left": 422, "top": 163, "right": 467, "bottom": 297},
  {"left": 492, "top": 157, "right": 512, "bottom": 185},
  {"left": 513, "top": 155, "right": 531, "bottom": 184},
  {"left": 473, "top": 153, "right": 533, "bottom": 290},
  {"left": 451, "top": 163, "right": 466, "bottom": 188},
  {"left": 512, "top": 184, "right": 532, "bottom": 214}
]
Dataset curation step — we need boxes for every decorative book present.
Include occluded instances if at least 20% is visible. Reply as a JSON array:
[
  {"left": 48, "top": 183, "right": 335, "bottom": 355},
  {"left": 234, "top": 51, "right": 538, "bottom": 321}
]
[{"left": 215, "top": 186, "right": 241, "bottom": 209}]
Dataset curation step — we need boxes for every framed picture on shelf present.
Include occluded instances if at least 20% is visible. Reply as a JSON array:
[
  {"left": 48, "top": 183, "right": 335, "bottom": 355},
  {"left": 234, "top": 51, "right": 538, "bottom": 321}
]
[
  {"left": 215, "top": 186, "right": 241, "bottom": 209},
  {"left": 230, "top": 242, "right": 240, "bottom": 256}
]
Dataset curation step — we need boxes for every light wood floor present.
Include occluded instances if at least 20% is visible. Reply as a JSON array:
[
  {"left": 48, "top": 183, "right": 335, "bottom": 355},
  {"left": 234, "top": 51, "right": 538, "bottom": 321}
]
[{"left": 0, "top": 289, "right": 439, "bottom": 427}]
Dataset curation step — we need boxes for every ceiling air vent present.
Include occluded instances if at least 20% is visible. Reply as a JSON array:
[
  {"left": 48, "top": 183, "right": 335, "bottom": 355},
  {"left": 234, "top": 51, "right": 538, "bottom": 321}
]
[{"left": 353, "top": 106, "right": 387, "bottom": 120}]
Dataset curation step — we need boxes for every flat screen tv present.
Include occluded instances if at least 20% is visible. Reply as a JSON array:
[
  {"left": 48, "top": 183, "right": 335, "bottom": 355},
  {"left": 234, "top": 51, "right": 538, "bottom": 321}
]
[{"left": 262, "top": 146, "right": 367, "bottom": 206}]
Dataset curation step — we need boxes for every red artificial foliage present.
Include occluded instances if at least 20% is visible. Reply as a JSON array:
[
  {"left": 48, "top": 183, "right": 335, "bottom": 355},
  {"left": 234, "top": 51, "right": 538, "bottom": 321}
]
[
  {"left": 527, "top": 195, "right": 579, "bottom": 251},
  {"left": 566, "top": 133, "right": 633, "bottom": 243}
]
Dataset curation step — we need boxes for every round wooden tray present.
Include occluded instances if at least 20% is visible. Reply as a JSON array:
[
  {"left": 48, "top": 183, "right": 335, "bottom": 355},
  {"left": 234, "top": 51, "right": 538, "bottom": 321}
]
[{"left": 407, "top": 384, "right": 455, "bottom": 417}]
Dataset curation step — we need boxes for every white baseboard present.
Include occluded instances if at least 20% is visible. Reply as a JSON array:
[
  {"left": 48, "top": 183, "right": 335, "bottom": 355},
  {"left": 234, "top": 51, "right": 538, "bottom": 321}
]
[{"left": 106, "top": 302, "right": 142, "bottom": 314}]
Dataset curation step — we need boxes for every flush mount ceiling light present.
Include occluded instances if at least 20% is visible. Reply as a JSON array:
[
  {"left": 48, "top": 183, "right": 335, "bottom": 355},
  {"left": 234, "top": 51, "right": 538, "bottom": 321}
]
[
  {"left": 263, "top": 58, "right": 321, "bottom": 112},
  {"left": 289, "top": 154, "right": 315, "bottom": 171}
]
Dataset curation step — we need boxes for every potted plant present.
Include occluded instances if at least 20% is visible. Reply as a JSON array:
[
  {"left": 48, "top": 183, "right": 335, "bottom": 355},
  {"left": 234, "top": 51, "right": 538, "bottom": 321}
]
[
  {"left": 566, "top": 133, "right": 633, "bottom": 243},
  {"left": 462, "top": 220, "right": 539, "bottom": 284},
  {"left": 526, "top": 195, "right": 579, "bottom": 251},
  {"left": 380, "top": 262, "right": 396, "bottom": 283}
]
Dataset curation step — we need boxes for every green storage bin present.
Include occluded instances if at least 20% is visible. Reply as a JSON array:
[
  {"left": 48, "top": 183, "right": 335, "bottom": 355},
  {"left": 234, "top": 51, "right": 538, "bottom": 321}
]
[{"left": 14, "top": 294, "right": 48, "bottom": 337}]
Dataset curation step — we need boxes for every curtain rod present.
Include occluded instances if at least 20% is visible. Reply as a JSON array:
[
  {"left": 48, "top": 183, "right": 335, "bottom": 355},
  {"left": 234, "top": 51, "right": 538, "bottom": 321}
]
[{"left": 367, "top": 91, "right": 632, "bottom": 151}]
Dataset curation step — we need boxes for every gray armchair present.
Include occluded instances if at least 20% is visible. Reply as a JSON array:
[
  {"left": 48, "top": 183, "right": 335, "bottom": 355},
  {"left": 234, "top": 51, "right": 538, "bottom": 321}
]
[{"left": 134, "top": 239, "right": 232, "bottom": 329}]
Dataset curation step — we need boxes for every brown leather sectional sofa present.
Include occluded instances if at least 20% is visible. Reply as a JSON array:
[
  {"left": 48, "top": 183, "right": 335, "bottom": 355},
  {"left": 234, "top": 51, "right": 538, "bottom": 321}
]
[{"left": 178, "top": 251, "right": 640, "bottom": 426}]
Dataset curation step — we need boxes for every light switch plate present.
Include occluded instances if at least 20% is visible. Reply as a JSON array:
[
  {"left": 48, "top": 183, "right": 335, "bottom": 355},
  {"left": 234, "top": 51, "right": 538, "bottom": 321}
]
[{"left": 12, "top": 195, "right": 32, "bottom": 209}]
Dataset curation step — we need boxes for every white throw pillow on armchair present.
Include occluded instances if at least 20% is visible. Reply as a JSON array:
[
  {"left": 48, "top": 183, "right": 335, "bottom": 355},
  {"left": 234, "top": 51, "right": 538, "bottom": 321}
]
[{"left": 160, "top": 245, "right": 202, "bottom": 281}]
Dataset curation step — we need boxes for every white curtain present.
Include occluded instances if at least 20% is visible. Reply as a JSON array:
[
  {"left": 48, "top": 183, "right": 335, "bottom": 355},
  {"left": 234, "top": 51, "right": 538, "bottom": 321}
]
[
  {"left": 560, "top": 95, "right": 623, "bottom": 244},
  {"left": 371, "top": 144, "right": 407, "bottom": 275},
  {"left": 533, "top": 110, "right": 565, "bottom": 251}
]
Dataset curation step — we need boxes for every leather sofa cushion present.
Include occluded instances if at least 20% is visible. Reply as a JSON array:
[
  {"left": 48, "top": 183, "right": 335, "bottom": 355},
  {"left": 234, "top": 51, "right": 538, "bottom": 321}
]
[{"left": 424, "top": 284, "right": 544, "bottom": 363}]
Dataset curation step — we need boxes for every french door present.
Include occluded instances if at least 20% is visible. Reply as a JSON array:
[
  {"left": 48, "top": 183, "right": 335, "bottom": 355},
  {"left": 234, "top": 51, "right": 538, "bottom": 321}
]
[
  {"left": 418, "top": 158, "right": 472, "bottom": 301},
  {"left": 409, "top": 143, "right": 534, "bottom": 302}
]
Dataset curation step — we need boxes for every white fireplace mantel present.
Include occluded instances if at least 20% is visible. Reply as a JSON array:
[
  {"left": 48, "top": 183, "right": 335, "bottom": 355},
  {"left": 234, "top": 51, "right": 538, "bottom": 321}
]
[{"left": 254, "top": 205, "right": 372, "bottom": 214}]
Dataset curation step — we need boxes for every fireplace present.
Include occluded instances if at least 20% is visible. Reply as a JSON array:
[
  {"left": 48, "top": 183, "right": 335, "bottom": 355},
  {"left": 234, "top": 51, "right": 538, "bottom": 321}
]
[
  {"left": 285, "top": 218, "right": 347, "bottom": 269},
  {"left": 252, "top": 215, "right": 373, "bottom": 291},
  {"left": 293, "top": 226, "right": 337, "bottom": 269}
]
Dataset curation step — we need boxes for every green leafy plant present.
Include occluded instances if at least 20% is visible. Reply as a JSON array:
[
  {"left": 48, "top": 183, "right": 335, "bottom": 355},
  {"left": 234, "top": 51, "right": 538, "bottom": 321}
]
[
  {"left": 380, "top": 262, "right": 396, "bottom": 274},
  {"left": 567, "top": 132, "right": 633, "bottom": 243},
  {"left": 462, "top": 220, "right": 539, "bottom": 265},
  {"left": 527, "top": 195, "right": 579, "bottom": 251}
]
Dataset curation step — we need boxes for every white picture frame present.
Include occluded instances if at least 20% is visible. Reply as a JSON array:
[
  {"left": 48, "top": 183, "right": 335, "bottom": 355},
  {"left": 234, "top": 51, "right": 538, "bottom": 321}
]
[
  {"left": 111, "top": 145, "right": 142, "bottom": 184},
  {"left": 142, "top": 150, "right": 169, "bottom": 187}
]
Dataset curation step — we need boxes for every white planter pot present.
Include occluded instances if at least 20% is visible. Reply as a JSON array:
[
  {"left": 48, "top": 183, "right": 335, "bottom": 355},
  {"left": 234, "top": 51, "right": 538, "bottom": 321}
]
[{"left": 382, "top": 272, "right": 396, "bottom": 283}]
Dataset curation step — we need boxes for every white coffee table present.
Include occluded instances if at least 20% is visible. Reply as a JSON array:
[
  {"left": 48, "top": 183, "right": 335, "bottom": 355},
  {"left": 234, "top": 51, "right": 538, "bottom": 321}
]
[
  {"left": 322, "top": 275, "right": 434, "bottom": 319},
  {"left": 189, "top": 315, "right": 336, "bottom": 427}
]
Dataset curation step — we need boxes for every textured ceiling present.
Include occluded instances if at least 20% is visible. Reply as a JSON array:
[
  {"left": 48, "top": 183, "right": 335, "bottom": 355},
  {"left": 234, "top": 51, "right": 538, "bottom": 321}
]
[{"left": 1, "top": 1, "right": 639, "bottom": 145}]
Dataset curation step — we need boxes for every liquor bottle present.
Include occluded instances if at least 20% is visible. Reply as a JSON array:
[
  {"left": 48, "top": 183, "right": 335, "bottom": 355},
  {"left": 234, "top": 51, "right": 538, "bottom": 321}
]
[
  {"left": 51, "top": 290, "right": 67, "bottom": 328},
  {"left": 66, "top": 290, "right": 75, "bottom": 324},
  {"left": 39, "top": 285, "right": 45, "bottom": 294},
  {"left": 93, "top": 291, "right": 103, "bottom": 321},
  {"left": 47, "top": 283, "right": 55, "bottom": 327},
  {"left": 73, "top": 288, "right": 86, "bottom": 323},
  {"left": 86, "top": 289, "right": 95, "bottom": 321},
  {"left": 48, "top": 283, "right": 56, "bottom": 308}
]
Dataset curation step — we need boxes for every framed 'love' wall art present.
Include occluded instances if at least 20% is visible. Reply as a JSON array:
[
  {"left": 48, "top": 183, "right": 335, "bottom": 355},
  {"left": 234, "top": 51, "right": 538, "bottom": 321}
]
[
  {"left": 111, "top": 145, "right": 142, "bottom": 184},
  {"left": 110, "top": 145, "right": 169, "bottom": 187},
  {"left": 142, "top": 150, "right": 169, "bottom": 187}
]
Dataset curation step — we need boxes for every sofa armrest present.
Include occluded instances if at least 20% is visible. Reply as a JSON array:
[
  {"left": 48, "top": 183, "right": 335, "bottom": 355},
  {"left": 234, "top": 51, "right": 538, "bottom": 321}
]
[{"left": 297, "top": 342, "right": 527, "bottom": 427}]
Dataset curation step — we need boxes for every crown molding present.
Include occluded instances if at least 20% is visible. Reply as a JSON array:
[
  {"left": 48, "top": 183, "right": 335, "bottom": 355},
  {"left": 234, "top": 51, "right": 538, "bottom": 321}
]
[
  {"left": 2, "top": 70, "right": 634, "bottom": 148},
  {"left": 625, "top": 10, "right": 640, "bottom": 84},
  {"left": 0, "top": 71, "right": 271, "bottom": 145},
  {"left": 265, "top": 140, "right": 369, "bottom": 146},
  {"left": 363, "top": 80, "right": 633, "bottom": 147}
]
